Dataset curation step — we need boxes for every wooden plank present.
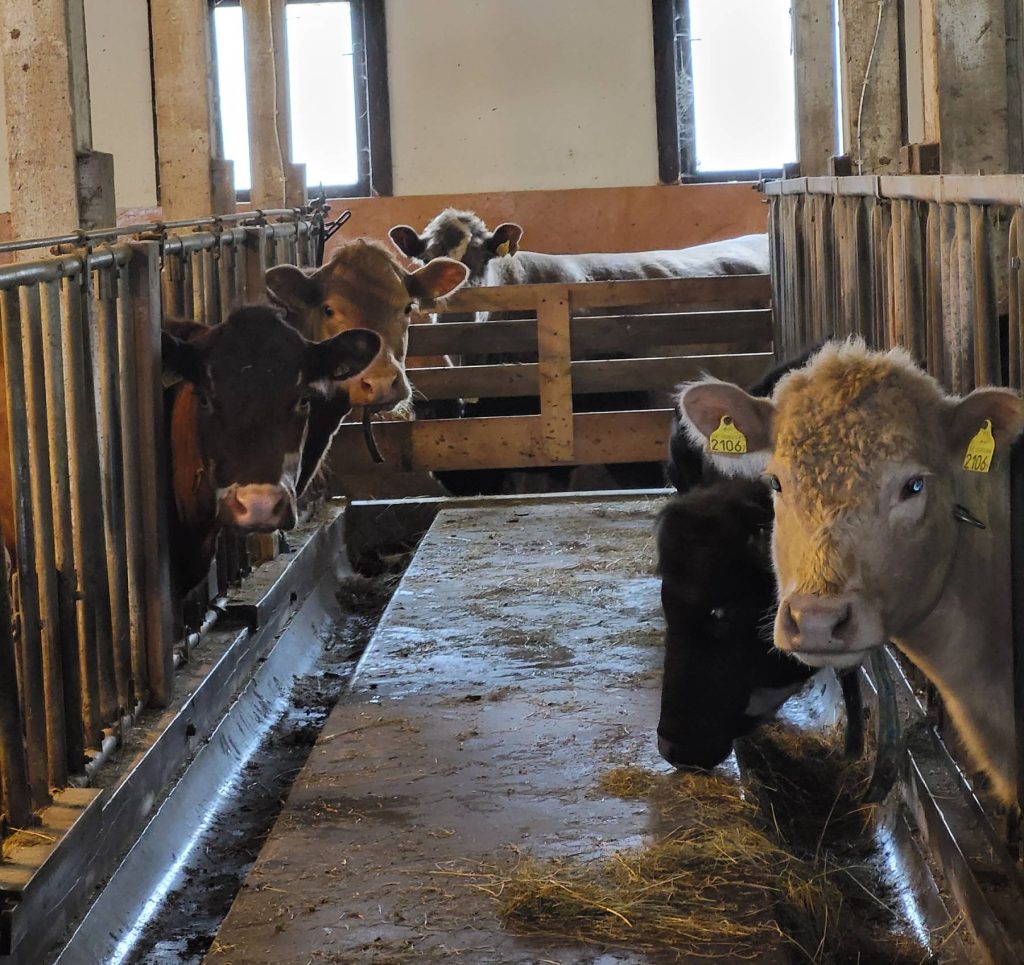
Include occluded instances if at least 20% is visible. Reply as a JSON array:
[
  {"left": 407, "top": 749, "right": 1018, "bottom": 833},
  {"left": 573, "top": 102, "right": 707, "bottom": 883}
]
[
  {"left": 793, "top": 0, "right": 837, "bottom": 176},
  {"left": 1, "top": 0, "right": 81, "bottom": 242},
  {"left": 331, "top": 409, "right": 674, "bottom": 473},
  {"left": 536, "top": 292, "right": 573, "bottom": 460},
  {"left": 405, "top": 353, "right": 774, "bottom": 402},
  {"left": 440, "top": 274, "right": 771, "bottom": 313},
  {"left": 150, "top": 0, "right": 227, "bottom": 218},
  {"left": 410, "top": 309, "right": 773, "bottom": 357},
  {"left": 241, "top": 0, "right": 292, "bottom": 208}
]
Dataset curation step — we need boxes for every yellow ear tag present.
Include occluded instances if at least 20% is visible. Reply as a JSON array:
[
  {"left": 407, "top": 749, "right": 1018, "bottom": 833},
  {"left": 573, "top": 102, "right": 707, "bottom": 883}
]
[
  {"left": 963, "top": 419, "right": 995, "bottom": 473},
  {"left": 495, "top": 241, "right": 512, "bottom": 257},
  {"left": 708, "top": 415, "right": 748, "bottom": 456}
]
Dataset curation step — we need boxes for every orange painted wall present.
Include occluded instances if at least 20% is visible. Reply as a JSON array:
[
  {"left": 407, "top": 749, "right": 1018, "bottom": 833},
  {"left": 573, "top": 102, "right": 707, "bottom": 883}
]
[{"left": 329, "top": 182, "right": 767, "bottom": 262}]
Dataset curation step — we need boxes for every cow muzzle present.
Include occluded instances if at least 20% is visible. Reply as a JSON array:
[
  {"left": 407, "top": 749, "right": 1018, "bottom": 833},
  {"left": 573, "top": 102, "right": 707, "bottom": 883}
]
[
  {"left": 218, "top": 483, "right": 296, "bottom": 533},
  {"left": 344, "top": 352, "right": 411, "bottom": 410},
  {"left": 775, "top": 592, "right": 883, "bottom": 669},
  {"left": 657, "top": 732, "right": 735, "bottom": 771}
]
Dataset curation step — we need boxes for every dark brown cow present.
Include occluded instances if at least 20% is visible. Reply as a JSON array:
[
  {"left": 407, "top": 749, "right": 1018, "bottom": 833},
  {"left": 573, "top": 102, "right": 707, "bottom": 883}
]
[{"left": 163, "top": 306, "right": 380, "bottom": 593}]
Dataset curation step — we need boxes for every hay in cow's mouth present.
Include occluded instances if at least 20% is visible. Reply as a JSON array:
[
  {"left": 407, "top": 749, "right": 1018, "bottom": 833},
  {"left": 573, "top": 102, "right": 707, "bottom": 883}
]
[{"left": 470, "top": 730, "right": 933, "bottom": 964}]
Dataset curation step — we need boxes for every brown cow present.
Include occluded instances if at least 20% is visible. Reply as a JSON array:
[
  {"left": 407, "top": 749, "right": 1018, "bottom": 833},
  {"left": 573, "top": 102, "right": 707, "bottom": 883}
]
[
  {"left": 678, "top": 340, "right": 1024, "bottom": 803},
  {"left": 163, "top": 306, "right": 380, "bottom": 593},
  {"left": 265, "top": 239, "right": 468, "bottom": 485}
]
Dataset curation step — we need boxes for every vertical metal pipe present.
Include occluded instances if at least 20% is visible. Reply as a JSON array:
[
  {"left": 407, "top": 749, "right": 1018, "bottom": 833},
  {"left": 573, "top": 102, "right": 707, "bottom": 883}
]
[
  {"left": 163, "top": 253, "right": 185, "bottom": 319},
  {"left": 61, "top": 276, "right": 104, "bottom": 748},
  {"left": 39, "top": 280, "right": 86, "bottom": 774},
  {"left": 242, "top": 226, "right": 269, "bottom": 303},
  {"left": 1012, "top": 438, "right": 1024, "bottom": 818},
  {"left": 19, "top": 284, "right": 68, "bottom": 791},
  {"left": 116, "top": 268, "right": 148, "bottom": 699},
  {"left": 1009, "top": 211, "right": 1024, "bottom": 391},
  {"left": 0, "top": 531, "right": 31, "bottom": 829},
  {"left": 925, "top": 203, "right": 944, "bottom": 379},
  {"left": 970, "top": 205, "right": 1000, "bottom": 386},
  {"left": 127, "top": 242, "right": 174, "bottom": 707},
  {"left": 955, "top": 204, "right": 976, "bottom": 392},
  {"left": 0, "top": 289, "right": 49, "bottom": 806},
  {"left": 193, "top": 249, "right": 207, "bottom": 324},
  {"left": 94, "top": 269, "right": 132, "bottom": 713}
]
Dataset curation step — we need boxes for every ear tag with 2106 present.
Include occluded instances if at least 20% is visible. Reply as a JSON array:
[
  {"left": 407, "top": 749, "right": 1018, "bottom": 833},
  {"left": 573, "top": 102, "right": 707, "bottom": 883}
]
[
  {"left": 963, "top": 419, "right": 995, "bottom": 473},
  {"left": 709, "top": 416, "right": 747, "bottom": 456}
]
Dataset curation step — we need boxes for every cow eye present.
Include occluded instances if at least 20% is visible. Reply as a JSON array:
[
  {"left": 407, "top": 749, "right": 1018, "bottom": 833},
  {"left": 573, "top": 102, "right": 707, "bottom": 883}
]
[
  {"left": 766, "top": 474, "right": 782, "bottom": 493},
  {"left": 295, "top": 394, "right": 311, "bottom": 414},
  {"left": 710, "top": 606, "right": 726, "bottom": 621},
  {"left": 323, "top": 304, "right": 335, "bottom": 317},
  {"left": 900, "top": 475, "right": 925, "bottom": 500}
]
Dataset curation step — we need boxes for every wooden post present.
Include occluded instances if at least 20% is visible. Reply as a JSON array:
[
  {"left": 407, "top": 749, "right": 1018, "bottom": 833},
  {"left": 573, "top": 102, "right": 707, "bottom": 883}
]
[
  {"left": 837, "top": 0, "right": 902, "bottom": 174},
  {"left": 536, "top": 291, "right": 574, "bottom": 463},
  {"left": 793, "top": 0, "right": 838, "bottom": 176},
  {"left": 150, "top": 0, "right": 235, "bottom": 218},
  {"left": 919, "top": 0, "right": 1010, "bottom": 173},
  {"left": 242, "top": 0, "right": 303, "bottom": 208}
]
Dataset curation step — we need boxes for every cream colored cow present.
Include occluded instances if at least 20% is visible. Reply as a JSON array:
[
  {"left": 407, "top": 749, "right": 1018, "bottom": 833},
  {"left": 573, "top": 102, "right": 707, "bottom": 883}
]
[{"left": 678, "top": 340, "right": 1024, "bottom": 803}]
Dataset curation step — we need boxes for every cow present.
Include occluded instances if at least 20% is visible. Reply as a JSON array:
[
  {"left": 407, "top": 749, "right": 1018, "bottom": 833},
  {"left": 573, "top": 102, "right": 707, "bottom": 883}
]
[
  {"left": 162, "top": 306, "right": 381, "bottom": 594},
  {"left": 657, "top": 478, "right": 816, "bottom": 769},
  {"left": 388, "top": 208, "right": 770, "bottom": 291},
  {"left": 668, "top": 346, "right": 821, "bottom": 493},
  {"left": 677, "top": 339, "right": 1024, "bottom": 804},
  {"left": 264, "top": 239, "right": 469, "bottom": 456}
]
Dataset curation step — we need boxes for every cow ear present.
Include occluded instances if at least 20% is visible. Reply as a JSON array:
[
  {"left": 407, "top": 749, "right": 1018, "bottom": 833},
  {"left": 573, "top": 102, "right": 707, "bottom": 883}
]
[
  {"left": 486, "top": 222, "right": 522, "bottom": 257},
  {"left": 677, "top": 380, "right": 775, "bottom": 476},
  {"left": 266, "top": 264, "right": 320, "bottom": 312},
  {"left": 946, "top": 387, "right": 1024, "bottom": 467},
  {"left": 306, "top": 329, "right": 381, "bottom": 384},
  {"left": 405, "top": 257, "right": 469, "bottom": 302},
  {"left": 161, "top": 330, "right": 205, "bottom": 385},
  {"left": 389, "top": 225, "right": 427, "bottom": 260}
]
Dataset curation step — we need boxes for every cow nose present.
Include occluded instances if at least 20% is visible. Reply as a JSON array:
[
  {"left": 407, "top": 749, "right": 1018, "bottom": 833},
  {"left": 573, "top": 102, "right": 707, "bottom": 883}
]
[
  {"left": 778, "top": 594, "right": 853, "bottom": 652},
  {"left": 222, "top": 484, "right": 294, "bottom": 532},
  {"left": 657, "top": 733, "right": 733, "bottom": 771},
  {"left": 358, "top": 372, "right": 407, "bottom": 406}
]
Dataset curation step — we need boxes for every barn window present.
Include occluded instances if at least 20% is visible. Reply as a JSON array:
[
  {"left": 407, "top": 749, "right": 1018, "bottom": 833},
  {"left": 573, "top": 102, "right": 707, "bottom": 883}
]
[
  {"left": 210, "top": 0, "right": 391, "bottom": 199},
  {"left": 653, "top": 0, "right": 798, "bottom": 181}
]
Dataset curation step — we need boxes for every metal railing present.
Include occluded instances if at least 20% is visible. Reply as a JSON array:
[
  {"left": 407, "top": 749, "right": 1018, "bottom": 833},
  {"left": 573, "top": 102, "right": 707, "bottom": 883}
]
[{"left": 0, "top": 209, "right": 320, "bottom": 839}]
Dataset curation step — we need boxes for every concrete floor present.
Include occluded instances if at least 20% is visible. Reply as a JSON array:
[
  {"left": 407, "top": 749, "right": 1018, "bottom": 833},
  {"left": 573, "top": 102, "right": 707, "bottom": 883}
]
[{"left": 204, "top": 498, "right": 713, "bottom": 965}]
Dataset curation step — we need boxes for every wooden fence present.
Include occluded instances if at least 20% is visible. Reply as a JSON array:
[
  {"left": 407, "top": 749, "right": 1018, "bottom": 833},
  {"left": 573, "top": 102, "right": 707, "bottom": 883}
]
[{"left": 327, "top": 274, "right": 774, "bottom": 485}]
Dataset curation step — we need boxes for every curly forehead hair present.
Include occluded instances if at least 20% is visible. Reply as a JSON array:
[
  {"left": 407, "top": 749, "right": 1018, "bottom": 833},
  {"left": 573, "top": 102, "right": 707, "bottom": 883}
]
[{"left": 772, "top": 340, "right": 949, "bottom": 517}]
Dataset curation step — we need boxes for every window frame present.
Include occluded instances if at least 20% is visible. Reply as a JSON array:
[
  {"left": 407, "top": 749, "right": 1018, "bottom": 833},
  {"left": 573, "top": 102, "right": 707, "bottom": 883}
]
[
  {"left": 652, "top": 0, "right": 788, "bottom": 183},
  {"left": 208, "top": 0, "right": 392, "bottom": 200}
]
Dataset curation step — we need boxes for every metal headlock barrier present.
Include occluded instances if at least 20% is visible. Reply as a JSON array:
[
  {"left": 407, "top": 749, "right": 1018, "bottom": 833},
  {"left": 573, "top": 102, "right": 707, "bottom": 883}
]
[
  {"left": 0, "top": 207, "right": 321, "bottom": 844},
  {"left": 765, "top": 174, "right": 1024, "bottom": 957}
]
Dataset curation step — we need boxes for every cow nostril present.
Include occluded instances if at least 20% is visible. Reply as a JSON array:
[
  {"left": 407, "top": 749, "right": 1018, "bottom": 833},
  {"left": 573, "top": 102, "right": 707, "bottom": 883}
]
[
  {"left": 272, "top": 493, "right": 286, "bottom": 517},
  {"left": 833, "top": 604, "right": 852, "bottom": 636},
  {"left": 783, "top": 601, "right": 799, "bottom": 637}
]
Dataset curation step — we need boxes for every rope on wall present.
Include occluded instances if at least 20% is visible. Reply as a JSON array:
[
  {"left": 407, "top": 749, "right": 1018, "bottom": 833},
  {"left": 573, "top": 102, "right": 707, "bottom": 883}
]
[{"left": 856, "top": 0, "right": 890, "bottom": 174}]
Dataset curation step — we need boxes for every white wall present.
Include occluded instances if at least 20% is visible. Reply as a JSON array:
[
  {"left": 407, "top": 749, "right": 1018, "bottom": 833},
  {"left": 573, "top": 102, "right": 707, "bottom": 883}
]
[
  {"left": 84, "top": 0, "right": 158, "bottom": 209},
  {"left": 385, "top": 0, "right": 660, "bottom": 195}
]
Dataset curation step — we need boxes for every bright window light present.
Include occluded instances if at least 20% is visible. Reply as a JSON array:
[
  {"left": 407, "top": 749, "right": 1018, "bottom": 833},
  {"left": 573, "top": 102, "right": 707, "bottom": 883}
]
[
  {"left": 213, "top": 6, "right": 251, "bottom": 191},
  {"left": 689, "top": 0, "right": 797, "bottom": 171},
  {"left": 212, "top": 2, "right": 358, "bottom": 193},
  {"left": 286, "top": 2, "right": 359, "bottom": 189}
]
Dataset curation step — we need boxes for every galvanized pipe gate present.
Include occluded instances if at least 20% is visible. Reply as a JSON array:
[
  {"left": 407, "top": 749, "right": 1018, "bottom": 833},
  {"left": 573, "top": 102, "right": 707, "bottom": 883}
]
[{"left": 0, "top": 211, "right": 319, "bottom": 842}]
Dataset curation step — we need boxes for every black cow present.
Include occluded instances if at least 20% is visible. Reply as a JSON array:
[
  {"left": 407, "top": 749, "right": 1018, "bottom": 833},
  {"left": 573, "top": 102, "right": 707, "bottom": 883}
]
[
  {"left": 656, "top": 479, "right": 817, "bottom": 769},
  {"left": 162, "top": 307, "right": 381, "bottom": 594}
]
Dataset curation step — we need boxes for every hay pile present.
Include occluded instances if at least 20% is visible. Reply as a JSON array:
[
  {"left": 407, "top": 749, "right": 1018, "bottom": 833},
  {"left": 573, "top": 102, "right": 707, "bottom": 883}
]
[{"left": 490, "top": 726, "right": 931, "bottom": 964}]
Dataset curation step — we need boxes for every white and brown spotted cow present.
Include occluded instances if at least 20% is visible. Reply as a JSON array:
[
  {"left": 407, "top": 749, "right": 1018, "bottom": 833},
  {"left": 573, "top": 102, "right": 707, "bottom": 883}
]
[
  {"left": 389, "top": 209, "right": 769, "bottom": 294},
  {"left": 678, "top": 340, "right": 1024, "bottom": 803}
]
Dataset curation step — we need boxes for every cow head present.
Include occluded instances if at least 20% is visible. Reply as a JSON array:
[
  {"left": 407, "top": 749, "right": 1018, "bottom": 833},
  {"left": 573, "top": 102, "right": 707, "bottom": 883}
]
[
  {"left": 389, "top": 208, "right": 522, "bottom": 286},
  {"left": 678, "top": 340, "right": 1024, "bottom": 671},
  {"left": 656, "top": 479, "right": 812, "bottom": 770},
  {"left": 162, "top": 306, "right": 380, "bottom": 534},
  {"left": 265, "top": 239, "right": 468, "bottom": 410}
]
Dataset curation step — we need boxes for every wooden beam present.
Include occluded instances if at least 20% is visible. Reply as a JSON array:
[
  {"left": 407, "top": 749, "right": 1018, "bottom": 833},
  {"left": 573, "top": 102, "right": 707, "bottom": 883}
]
[
  {"left": 1, "top": 0, "right": 81, "bottom": 241},
  {"left": 330, "top": 409, "right": 675, "bottom": 474},
  {"left": 536, "top": 293, "right": 573, "bottom": 461},
  {"left": 241, "top": 0, "right": 296, "bottom": 208},
  {"left": 793, "top": 0, "right": 838, "bottom": 176},
  {"left": 919, "top": 0, "right": 1009, "bottom": 173},
  {"left": 411, "top": 309, "right": 773, "bottom": 357},
  {"left": 837, "top": 0, "right": 901, "bottom": 174},
  {"left": 150, "top": 0, "right": 232, "bottom": 218}
]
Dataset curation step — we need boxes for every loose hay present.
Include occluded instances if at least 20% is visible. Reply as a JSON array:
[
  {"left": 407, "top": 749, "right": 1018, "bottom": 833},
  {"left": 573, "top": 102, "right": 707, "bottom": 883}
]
[{"left": 488, "top": 732, "right": 931, "bottom": 964}]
